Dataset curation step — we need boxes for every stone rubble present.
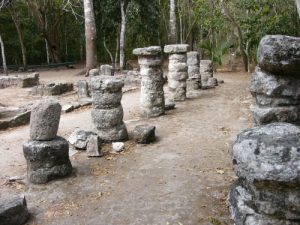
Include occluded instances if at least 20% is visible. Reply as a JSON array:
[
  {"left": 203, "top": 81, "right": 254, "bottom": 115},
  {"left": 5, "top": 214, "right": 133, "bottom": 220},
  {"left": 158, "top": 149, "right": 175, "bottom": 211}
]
[
  {"left": 0, "top": 73, "right": 39, "bottom": 89},
  {"left": 86, "top": 134, "right": 103, "bottom": 157},
  {"left": 91, "top": 76, "right": 128, "bottom": 142},
  {"left": 133, "top": 124, "right": 156, "bottom": 144},
  {"left": 187, "top": 51, "right": 201, "bottom": 90},
  {"left": 68, "top": 128, "right": 96, "bottom": 150},
  {"left": 23, "top": 99, "right": 72, "bottom": 184},
  {"left": 250, "top": 35, "right": 300, "bottom": 125},
  {"left": 164, "top": 44, "right": 189, "bottom": 101},
  {"left": 133, "top": 46, "right": 165, "bottom": 117},
  {"left": 31, "top": 82, "right": 73, "bottom": 96}
]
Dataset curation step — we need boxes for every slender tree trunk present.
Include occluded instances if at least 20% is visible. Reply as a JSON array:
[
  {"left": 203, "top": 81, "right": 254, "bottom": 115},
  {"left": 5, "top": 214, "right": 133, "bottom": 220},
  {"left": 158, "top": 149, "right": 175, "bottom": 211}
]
[
  {"left": 83, "top": 0, "right": 97, "bottom": 72},
  {"left": 45, "top": 39, "right": 50, "bottom": 64},
  {"left": 296, "top": 0, "right": 300, "bottom": 18},
  {"left": 103, "top": 38, "right": 114, "bottom": 67},
  {"left": 169, "top": 0, "right": 177, "bottom": 44},
  {"left": 119, "top": 0, "right": 127, "bottom": 70},
  {"left": 9, "top": 8, "right": 27, "bottom": 69},
  {"left": 0, "top": 35, "right": 8, "bottom": 75},
  {"left": 115, "top": 33, "right": 119, "bottom": 69}
]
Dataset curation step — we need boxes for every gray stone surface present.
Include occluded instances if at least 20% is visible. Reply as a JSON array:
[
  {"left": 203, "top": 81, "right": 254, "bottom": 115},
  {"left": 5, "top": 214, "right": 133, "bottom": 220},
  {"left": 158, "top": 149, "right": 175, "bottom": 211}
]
[
  {"left": 95, "top": 122, "right": 128, "bottom": 142},
  {"left": 257, "top": 35, "right": 300, "bottom": 76},
  {"left": 30, "top": 100, "right": 61, "bottom": 141},
  {"left": 31, "top": 83, "right": 73, "bottom": 96},
  {"left": 0, "top": 73, "right": 39, "bottom": 89},
  {"left": 86, "top": 135, "right": 103, "bottom": 157},
  {"left": 89, "top": 69, "right": 100, "bottom": 76},
  {"left": 134, "top": 46, "right": 165, "bottom": 117},
  {"left": 77, "top": 80, "right": 90, "bottom": 98},
  {"left": 100, "top": 65, "right": 114, "bottom": 76},
  {"left": 133, "top": 125, "right": 156, "bottom": 144},
  {"left": 164, "top": 44, "right": 189, "bottom": 54},
  {"left": 232, "top": 123, "right": 300, "bottom": 185},
  {"left": 0, "top": 195, "right": 29, "bottom": 225},
  {"left": 187, "top": 78, "right": 201, "bottom": 91},
  {"left": 207, "top": 77, "right": 218, "bottom": 87},
  {"left": 23, "top": 137, "right": 72, "bottom": 184},
  {"left": 200, "top": 60, "right": 213, "bottom": 86},
  {"left": 250, "top": 104, "right": 300, "bottom": 125},
  {"left": 68, "top": 128, "right": 96, "bottom": 150},
  {"left": 91, "top": 107, "right": 124, "bottom": 128}
]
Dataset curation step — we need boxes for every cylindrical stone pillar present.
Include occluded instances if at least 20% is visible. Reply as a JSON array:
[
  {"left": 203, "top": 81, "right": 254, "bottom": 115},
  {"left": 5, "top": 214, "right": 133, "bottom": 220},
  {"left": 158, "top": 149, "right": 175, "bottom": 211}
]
[
  {"left": 133, "top": 46, "right": 165, "bottom": 117},
  {"left": 91, "top": 76, "right": 128, "bottom": 142},
  {"left": 164, "top": 44, "right": 189, "bottom": 101},
  {"left": 200, "top": 60, "right": 213, "bottom": 86},
  {"left": 187, "top": 51, "right": 201, "bottom": 90}
]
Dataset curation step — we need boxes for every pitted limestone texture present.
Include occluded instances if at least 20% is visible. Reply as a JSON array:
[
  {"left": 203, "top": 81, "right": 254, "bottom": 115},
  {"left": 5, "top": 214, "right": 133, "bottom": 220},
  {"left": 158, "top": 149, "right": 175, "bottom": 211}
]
[
  {"left": 133, "top": 46, "right": 165, "bottom": 117},
  {"left": 91, "top": 76, "right": 128, "bottom": 142},
  {"left": 164, "top": 44, "right": 189, "bottom": 101}
]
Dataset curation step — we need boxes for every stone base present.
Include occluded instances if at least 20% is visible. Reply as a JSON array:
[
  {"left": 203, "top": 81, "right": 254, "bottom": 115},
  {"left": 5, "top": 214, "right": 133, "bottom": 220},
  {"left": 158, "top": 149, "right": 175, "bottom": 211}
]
[
  {"left": 187, "top": 78, "right": 201, "bottom": 90},
  {"left": 0, "top": 195, "right": 29, "bottom": 225},
  {"left": 95, "top": 122, "right": 128, "bottom": 142},
  {"left": 23, "top": 137, "right": 72, "bottom": 184}
]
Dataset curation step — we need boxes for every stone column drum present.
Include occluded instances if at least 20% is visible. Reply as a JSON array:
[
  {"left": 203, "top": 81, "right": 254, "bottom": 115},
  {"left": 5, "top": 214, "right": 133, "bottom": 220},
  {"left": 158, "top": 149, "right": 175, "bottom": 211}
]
[
  {"left": 23, "top": 100, "right": 72, "bottom": 184},
  {"left": 91, "top": 76, "right": 128, "bottom": 142},
  {"left": 133, "top": 46, "right": 165, "bottom": 117},
  {"left": 164, "top": 44, "right": 189, "bottom": 101},
  {"left": 200, "top": 60, "right": 213, "bottom": 86},
  {"left": 187, "top": 51, "right": 201, "bottom": 90}
]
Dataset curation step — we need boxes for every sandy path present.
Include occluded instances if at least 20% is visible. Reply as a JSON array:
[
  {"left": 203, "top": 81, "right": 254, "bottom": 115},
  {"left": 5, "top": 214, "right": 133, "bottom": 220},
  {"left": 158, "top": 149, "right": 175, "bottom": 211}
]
[{"left": 0, "top": 72, "right": 253, "bottom": 225}]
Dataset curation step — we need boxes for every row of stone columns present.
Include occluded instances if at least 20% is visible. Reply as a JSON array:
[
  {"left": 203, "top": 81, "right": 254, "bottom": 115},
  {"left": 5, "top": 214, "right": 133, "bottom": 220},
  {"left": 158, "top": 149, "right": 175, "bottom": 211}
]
[{"left": 228, "top": 35, "right": 300, "bottom": 225}]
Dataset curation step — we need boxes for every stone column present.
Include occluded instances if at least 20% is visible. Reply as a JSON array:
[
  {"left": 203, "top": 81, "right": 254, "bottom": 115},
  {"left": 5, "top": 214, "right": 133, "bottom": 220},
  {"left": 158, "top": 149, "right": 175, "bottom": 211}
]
[
  {"left": 100, "top": 64, "right": 114, "bottom": 76},
  {"left": 187, "top": 51, "right": 201, "bottom": 90},
  {"left": 250, "top": 35, "right": 300, "bottom": 125},
  {"left": 164, "top": 44, "right": 189, "bottom": 101},
  {"left": 91, "top": 76, "right": 128, "bottom": 142},
  {"left": 200, "top": 60, "right": 213, "bottom": 86},
  {"left": 133, "top": 46, "right": 165, "bottom": 117},
  {"left": 23, "top": 99, "right": 72, "bottom": 184}
]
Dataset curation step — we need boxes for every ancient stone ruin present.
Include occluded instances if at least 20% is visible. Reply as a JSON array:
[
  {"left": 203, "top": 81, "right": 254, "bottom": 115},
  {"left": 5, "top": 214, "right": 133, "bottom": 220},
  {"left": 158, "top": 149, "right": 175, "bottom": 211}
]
[
  {"left": 133, "top": 124, "right": 156, "bottom": 144},
  {"left": 200, "top": 60, "right": 214, "bottom": 87},
  {"left": 23, "top": 99, "right": 72, "bottom": 184},
  {"left": 228, "top": 35, "right": 300, "bottom": 225},
  {"left": 187, "top": 51, "right": 201, "bottom": 90},
  {"left": 90, "top": 76, "right": 128, "bottom": 142},
  {"left": 164, "top": 44, "right": 189, "bottom": 101},
  {"left": 250, "top": 35, "right": 300, "bottom": 125},
  {"left": 31, "top": 82, "right": 73, "bottom": 96},
  {"left": 100, "top": 64, "right": 114, "bottom": 76},
  {"left": 0, "top": 73, "right": 39, "bottom": 89},
  {"left": 133, "top": 46, "right": 165, "bottom": 117},
  {"left": 77, "top": 80, "right": 90, "bottom": 98}
]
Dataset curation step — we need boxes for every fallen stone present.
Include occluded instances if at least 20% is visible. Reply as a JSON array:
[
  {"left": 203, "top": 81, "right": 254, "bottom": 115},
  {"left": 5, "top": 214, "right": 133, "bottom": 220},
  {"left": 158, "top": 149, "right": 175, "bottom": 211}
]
[
  {"left": 232, "top": 122, "right": 300, "bottom": 185},
  {"left": 8, "top": 111, "right": 31, "bottom": 128},
  {"left": 68, "top": 128, "right": 96, "bottom": 150},
  {"left": 112, "top": 142, "right": 125, "bottom": 153},
  {"left": 0, "top": 195, "right": 29, "bottom": 225},
  {"left": 30, "top": 100, "right": 61, "bottom": 141},
  {"left": 0, "top": 73, "right": 39, "bottom": 89},
  {"left": 100, "top": 65, "right": 114, "bottom": 76},
  {"left": 207, "top": 77, "right": 218, "bottom": 87},
  {"left": 257, "top": 35, "right": 300, "bottom": 76},
  {"left": 164, "top": 44, "right": 189, "bottom": 54},
  {"left": 62, "top": 104, "right": 74, "bottom": 113},
  {"left": 133, "top": 125, "right": 156, "bottom": 144},
  {"left": 23, "top": 136, "right": 72, "bottom": 184},
  {"left": 86, "top": 135, "right": 103, "bottom": 157},
  {"left": 165, "top": 101, "right": 176, "bottom": 111},
  {"left": 31, "top": 83, "right": 74, "bottom": 96}
]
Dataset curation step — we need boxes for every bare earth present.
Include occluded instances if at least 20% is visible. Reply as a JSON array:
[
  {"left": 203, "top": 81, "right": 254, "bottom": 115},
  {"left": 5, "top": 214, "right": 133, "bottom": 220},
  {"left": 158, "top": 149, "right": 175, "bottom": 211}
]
[{"left": 0, "top": 70, "right": 253, "bottom": 225}]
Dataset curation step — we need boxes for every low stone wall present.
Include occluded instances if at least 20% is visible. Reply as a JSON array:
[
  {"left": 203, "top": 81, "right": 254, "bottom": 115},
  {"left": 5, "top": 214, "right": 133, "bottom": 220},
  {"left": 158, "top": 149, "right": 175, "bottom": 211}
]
[
  {"left": 0, "top": 73, "right": 39, "bottom": 89},
  {"left": 30, "top": 82, "right": 73, "bottom": 96}
]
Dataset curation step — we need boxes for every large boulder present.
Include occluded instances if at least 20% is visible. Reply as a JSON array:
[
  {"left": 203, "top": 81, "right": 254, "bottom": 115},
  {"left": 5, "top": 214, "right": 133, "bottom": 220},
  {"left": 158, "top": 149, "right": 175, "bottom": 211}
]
[
  {"left": 257, "top": 35, "right": 300, "bottom": 76},
  {"left": 30, "top": 100, "right": 61, "bottom": 141}
]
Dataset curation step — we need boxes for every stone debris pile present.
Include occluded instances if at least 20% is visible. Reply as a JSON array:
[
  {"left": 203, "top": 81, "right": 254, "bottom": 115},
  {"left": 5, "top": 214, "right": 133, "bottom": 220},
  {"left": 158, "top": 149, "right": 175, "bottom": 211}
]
[
  {"left": 91, "top": 76, "right": 128, "bottom": 142},
  {"left": 200, "top": 60, "right": 213, "bottom": 87},
  {"left": 250, "top": 35, "right": 300, "bottom": 125},
  {"left": 23, "top": 99, "right": 72, "bottom": 184},
  {"left": 187, "top": 51, "right": 201, "bottom": 90},
  {"left": 164, "top": 44, "right": 189, "bottom": 101},
  {"left": 133, "top": 46, "right": 165, "bottom": 117}
]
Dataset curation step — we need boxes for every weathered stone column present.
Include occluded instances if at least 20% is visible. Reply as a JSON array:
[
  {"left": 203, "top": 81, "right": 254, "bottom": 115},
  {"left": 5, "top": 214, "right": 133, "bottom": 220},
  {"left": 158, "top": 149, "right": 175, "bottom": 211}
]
[
  {"left": 91, "top": 76, "right": 128, "bottom": 142},
  {"left": 133, "top": 46, "right": 165, "bottom": 117},
  {"left": 187, "top": 51, "right": 201, "bottom": 90},
  {"left": 250, "top": 35, "right": 300, "bottom": 125},
  {"left": 200, "top": 60, "right": 213, "bottom": 86},
  {"left": 164, "top": 44, "right": 189, "bottom": 101},
  {"left": 23, "top": 100, "right": 72, "bottom": 184}
]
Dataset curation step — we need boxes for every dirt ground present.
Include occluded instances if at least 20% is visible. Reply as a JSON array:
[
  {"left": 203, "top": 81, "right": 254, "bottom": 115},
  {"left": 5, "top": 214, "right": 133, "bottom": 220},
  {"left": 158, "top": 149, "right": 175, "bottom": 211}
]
[{"left": 0, "top": 70, "right": 253, "bottom": 225}]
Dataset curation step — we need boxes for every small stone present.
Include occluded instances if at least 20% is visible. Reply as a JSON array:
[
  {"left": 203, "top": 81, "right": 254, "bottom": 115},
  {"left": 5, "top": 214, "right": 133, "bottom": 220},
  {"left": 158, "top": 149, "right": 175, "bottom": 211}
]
[
  {"left": 30, "top": 99, "right": 61, "bottom": 141},
  {"left": 112, "top": 142, "right": 125, "bottom": 152},
  {"left": 164, "top": 44, "right": 189, "bottom": 54},
  {"left": 133, "top": 125, "right": 156, "bottom": 144},
  {"left": 86, "top": 135, "right": 103, "bottom": 157},
  {"left": 68, "top": 128, "right": 96, "bottom": 150},
  {"left": 207, "top": 77, "right": 218, "bottom": 86},
  {"left": 62, "top": 104, "right": 74, "bottom": 113},
  {"left": 0, "top": 195, "right": 29, "bottom": 225},
  {"left": 218, "top": 80, "right": 224, "bottom": 84},
  {"left": 165, "top": 101, "right": 176, "bottom": 111}
]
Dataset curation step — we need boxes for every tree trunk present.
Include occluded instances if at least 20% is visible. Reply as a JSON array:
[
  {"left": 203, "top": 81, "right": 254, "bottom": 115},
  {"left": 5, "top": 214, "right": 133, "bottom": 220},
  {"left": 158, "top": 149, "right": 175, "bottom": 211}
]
[
  {"left": 83, "top": 0, "right": 97, "bottom": 72},
  {"left": 103, "top": 38, "right": 114, "bottom": 67},
  {"left": 9, "top": 8, "right": 27, "bottom": 69},
  {"left": 115, "top": 33, "right": 119, "bottom": 69},
  {"left": 45, "top": 39, "right": 50, "bottom": 64},
  {"left": 169, "top": 0, "right": 177, "bottom": 44},
  {"left": 296, "top": 0, "right": 300, "bottom": 18},
  {"left": 119, "top": 0, "right": 126, "bottom": 70},
  {"left": 0, "top": 35, "right": 8, "bottom": 75}
]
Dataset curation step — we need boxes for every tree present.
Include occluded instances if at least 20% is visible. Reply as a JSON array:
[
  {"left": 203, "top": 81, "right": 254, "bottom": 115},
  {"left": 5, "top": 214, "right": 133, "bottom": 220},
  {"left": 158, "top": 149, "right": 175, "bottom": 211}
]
[
  {"left": 296, "top": 0, "right": 300, "bottom": 17},
  {"left": 83, "top": 0, "right": 97, "bottom": 72},
  {"left": 169, "top": 0, "right": 177, "bottom": 43},
  {"left": 0, "top": 34, "right": 7, "bottom": 75}
]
